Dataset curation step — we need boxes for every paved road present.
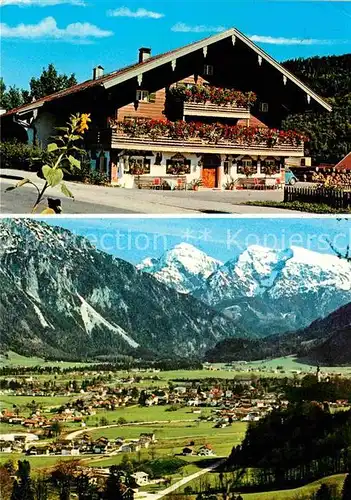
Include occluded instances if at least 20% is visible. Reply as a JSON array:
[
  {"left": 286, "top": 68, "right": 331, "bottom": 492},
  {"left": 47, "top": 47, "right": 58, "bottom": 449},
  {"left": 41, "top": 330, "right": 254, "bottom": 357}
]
[
  {"left": 0, "top": 169, "right": 310, "bottom": 215},
  {"left": 135, "top": 459, "right": 226, "bottom": 500},
  {"left": 0, "top": 178, "right": 138, "bottom": 214}
]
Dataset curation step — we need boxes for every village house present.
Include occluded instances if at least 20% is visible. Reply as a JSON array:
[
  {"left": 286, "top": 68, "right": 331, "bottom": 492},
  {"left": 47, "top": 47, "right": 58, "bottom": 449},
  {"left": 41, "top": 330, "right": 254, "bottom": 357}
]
[
  {"left": 119, "top": 442, "right": 141, "bottom": 453},
  {"left": 131, "top": 471, "right": 150, "bottom": 486},
  {"left": 198, "top": 444, "right": 215, "bottom": 456},
  {"left": 139, "top": 432, "right": 156, "bottom": 444},
  {"left": 182, "top": 446, "right": 194, "bottom": 456},
  {"left": 0, "top": 28, "right": 330, "bottom": 190}
]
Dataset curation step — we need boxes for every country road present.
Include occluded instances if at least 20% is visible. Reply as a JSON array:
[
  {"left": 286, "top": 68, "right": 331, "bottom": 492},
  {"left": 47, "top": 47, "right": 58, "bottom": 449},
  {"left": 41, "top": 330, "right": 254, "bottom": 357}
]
[{"left": 135, "top": 459, "right": 226, "bottom": 500}]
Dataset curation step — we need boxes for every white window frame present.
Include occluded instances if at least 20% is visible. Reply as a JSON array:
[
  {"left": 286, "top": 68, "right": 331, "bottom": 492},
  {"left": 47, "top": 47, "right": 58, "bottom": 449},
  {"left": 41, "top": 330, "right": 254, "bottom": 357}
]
[
  {"left": 242, "top": 159, "right": 253, "bottom": 168},
  {"left": 136, "top": 90, "right": 150, "bottom": 102},
  {"left": 259, "top": 102, "right": 269, "bottom": 113},
  {"left": 203, "top": 65, "right": 214, "bottom": 76}
]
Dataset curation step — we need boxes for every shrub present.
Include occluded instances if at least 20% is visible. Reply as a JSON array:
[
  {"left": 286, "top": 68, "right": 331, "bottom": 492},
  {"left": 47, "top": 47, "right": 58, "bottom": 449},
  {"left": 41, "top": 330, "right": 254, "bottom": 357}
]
[
  {"left": 0, "top": 140, "right": 52, "bottom": 171},
  {"left": 145, "top": 458, "right": 186, "bottom": 478},
  {"left": 245, "top": 200, "right": 351, "bottom": 214},
  {"left": 166, "top": 405, "right": 178, "bottom": 412}
]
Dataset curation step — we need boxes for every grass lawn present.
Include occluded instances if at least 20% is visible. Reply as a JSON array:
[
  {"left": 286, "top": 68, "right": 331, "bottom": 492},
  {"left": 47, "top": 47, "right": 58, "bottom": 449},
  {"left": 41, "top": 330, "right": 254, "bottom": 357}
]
[
  {"left": 230, "top": 356, "right": 351, "bottom": 376},
  {"left": 84, "top": 404, "right": 207, "bottom": 426},
  {"left": 0, "top": 453, "right": 95, "bottom": 474},
  {"left": 243, "top": 200, "right": 351, "bottom": 214},
  {"left": 0, "top": 394, "right": 76, "bottom": 413},
  {"left": 87, "top": 421, "right": 246, "bottom": 467}
]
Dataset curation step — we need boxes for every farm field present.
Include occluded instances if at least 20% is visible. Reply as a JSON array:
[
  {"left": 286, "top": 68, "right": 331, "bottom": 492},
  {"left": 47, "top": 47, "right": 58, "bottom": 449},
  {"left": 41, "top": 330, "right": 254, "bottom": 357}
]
[
  {"left": 0, "top": 453, "right": 95, "bottom": 474},
  {"left": 84, "top": 404, "right": 202, "bottom": 424},
  {"left": 239, "top": 356, "right": 351, "bottom": 376},
  {"left": 0, "top": 394, "right": 77, "bottom": 417},
  {"left": 88, "top": 420, "right": 246, "bottom": 457},
  {"left": 0, "top": 351, "right": 94, "bottom": 369}
]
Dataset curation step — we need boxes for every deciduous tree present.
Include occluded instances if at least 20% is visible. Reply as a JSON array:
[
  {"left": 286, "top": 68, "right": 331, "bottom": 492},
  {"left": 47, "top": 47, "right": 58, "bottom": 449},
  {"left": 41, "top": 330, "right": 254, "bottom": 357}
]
[{"left": 29, "top": 64, "right": 77, "bottom": 101}]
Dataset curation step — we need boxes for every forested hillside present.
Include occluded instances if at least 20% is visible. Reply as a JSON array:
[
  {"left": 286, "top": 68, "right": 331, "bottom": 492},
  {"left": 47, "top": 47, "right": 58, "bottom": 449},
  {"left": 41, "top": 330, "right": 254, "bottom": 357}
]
[{"left": 282, "top": 54, "right": 351, "bottom": 164}]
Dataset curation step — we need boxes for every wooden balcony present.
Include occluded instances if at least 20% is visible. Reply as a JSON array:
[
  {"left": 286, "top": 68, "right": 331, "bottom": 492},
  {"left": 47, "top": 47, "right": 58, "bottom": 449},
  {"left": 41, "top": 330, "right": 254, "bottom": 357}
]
[
  {"left": 109, "top": 130, "right": 304, "bottom": 157},
  {"left": 183, "top": 101, "right": 250, "bottom": 119}
]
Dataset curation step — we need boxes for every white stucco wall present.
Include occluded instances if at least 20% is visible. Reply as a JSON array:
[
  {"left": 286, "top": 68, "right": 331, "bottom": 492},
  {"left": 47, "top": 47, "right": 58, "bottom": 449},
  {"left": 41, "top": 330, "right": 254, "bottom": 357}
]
[
  {"left": 114, "top": 151, "right": 284, "bottom": 189},
  {"left": 31, "top": 112, "right": 56, "bottom": 148}
]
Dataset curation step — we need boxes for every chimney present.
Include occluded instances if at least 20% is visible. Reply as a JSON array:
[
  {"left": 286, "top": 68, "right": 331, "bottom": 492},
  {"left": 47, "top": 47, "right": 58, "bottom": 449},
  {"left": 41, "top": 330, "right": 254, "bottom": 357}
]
[
  {"left": 93, "top": 65, "right": 104, "bottom": 80},
  {"left": 139, "top": 47, "right": 151, "bottom": 63}
]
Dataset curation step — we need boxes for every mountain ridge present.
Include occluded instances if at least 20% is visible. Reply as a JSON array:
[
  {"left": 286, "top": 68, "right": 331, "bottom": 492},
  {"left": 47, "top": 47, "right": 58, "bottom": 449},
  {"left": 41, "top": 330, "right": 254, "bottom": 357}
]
[
  {"left": 0, "top": 220, "right": 243, "bottom": 359},
  {"left": 139, "top": 243, "right": 351, "bottom": 336}
]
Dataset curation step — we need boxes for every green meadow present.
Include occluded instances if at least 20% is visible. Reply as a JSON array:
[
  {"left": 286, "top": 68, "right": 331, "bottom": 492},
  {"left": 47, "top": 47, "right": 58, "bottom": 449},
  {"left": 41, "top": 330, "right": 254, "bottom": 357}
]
[{"left": 231, "top": 474, "right": 346, "bottom": 500}]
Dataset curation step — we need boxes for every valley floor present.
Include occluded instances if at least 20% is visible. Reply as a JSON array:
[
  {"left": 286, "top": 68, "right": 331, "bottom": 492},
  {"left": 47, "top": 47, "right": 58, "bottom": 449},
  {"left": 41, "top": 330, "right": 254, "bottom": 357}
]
[{"left": 1, "top": 353, "right": 350, "bottom": 500}]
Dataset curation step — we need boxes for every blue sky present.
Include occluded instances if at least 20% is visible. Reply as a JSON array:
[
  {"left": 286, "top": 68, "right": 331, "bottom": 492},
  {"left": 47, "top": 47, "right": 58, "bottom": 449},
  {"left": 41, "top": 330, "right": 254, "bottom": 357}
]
[
  {"left": 1, "top": 1, "right": 351, "bottom": 89},
  {"left": 42, "top": 217, "right": 351, "bottom": 264}
]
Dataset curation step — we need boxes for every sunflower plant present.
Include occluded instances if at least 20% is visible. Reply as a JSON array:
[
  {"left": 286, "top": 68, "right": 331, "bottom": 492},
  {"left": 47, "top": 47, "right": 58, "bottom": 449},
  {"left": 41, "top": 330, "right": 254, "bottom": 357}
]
[{"left": 5, "top": 113, "right": 91, "bottom": 214}]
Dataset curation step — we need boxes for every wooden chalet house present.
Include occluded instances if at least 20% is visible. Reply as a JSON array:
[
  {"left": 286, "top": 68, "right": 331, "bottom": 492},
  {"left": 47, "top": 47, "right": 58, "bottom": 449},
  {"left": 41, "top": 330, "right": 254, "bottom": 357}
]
[{"left": 1, "top": 28, "right": 331, "bottom": 189}]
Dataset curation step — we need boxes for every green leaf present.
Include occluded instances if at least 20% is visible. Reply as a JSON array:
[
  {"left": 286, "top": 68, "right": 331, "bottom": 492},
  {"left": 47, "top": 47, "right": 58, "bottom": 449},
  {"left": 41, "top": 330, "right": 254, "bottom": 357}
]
[
  {"left": 43, "top": 166, "right": 63, "bottom": 187},
  {"left": 47, "top": 143, "right": 58, "bottom": 152},
  {"left": 61, "top": 182, "right": 74, "bottom": 199},
  {"left": 42, "top": 165, "right": 51, "bottom": 178},
  {"left": 68, "top": 155, "right": 81, "bottom": 169},
  {"left": 16, "top": 178, "right": 31, "bottom": 188},
  {"left": 5, "top": 178, "right": 30, "bottom": 192}
]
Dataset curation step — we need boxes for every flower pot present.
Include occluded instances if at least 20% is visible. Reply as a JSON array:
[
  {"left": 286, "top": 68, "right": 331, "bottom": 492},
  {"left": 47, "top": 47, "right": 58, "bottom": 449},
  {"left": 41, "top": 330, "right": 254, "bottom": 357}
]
[{"left": 193, "top": 185, "right": 199, "bottom": 191}]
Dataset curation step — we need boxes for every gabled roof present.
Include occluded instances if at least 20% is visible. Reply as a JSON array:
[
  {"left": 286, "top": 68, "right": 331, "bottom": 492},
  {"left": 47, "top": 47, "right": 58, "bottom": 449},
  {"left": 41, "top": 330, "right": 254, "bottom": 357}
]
[
  {"left": 2, "top": 27, "right": 331, "bottom": 118},
  {"left": 335, "top": 152, "right": 351, "bottom": 170}
]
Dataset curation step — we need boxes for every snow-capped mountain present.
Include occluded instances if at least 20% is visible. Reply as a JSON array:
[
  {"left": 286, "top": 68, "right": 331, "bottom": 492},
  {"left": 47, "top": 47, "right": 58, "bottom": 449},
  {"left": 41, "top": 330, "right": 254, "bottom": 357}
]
[
  {"left": 137, "top": 243, "right": 222, "bottom": 293},
  {"left": 142, "top": 243, "right": 351, "bottom": 337},
  {"left": 201, "top": 244, "right": 351, "bottom": 335},
  {"left": 0, "top": 219, "right": 241, "bottom": 359}
]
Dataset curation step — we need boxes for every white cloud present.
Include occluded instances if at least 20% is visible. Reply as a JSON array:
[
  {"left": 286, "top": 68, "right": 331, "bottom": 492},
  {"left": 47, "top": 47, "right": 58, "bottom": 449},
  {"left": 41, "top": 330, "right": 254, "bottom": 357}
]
[
  {"left": 0, "top": 16, "right": 113, "bottom": 40},
  {"left": 171, "top": 23, "right": 225, "bottom": 33},
  {"left": 171, "top": 23, "right": 344, "bottom": 45},
  {"left": 1, "top": 0, "right": 86, "bottom": 6},
  {"left": 107, "top": 7, "right": 164, "bottom": 19},
  {"left": 249, "top": 35, "right": 338, "bottom": 45}
]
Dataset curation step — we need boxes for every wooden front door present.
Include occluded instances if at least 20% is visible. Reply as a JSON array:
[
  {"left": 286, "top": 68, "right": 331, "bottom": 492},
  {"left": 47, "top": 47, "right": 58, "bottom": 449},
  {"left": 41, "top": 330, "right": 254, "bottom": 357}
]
[{"left": 202, "top": 167, "right": 217, "bottom": 188}]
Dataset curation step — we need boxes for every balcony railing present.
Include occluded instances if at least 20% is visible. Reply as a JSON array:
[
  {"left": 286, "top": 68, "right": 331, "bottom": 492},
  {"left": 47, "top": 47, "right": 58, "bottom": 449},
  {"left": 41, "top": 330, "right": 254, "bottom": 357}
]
[
  {"left": 86, "top": 122, "right": 305, "bottom": 157},
  {"left": 183, "top": 101, "right": 250, "bottom": 119},
  {"left": 110, "top": 130, "right": 304, "bottom": 157}
]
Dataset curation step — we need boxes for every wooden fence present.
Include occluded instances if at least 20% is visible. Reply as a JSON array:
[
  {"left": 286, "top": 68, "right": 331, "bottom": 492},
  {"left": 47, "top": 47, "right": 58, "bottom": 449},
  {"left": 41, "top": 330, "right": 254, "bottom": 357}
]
[{"left": 284, "top": 186, "right": 351, "bottom": 209}]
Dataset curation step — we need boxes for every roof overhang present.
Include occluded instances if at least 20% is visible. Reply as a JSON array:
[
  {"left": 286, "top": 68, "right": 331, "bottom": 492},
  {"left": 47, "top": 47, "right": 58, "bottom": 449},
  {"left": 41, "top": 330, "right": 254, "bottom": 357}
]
[
  {"left": 17, "top": 102, "right": 44, "bottom": 115},
  {"left": 103, "top": 27, "right": 332, "bottom": 112}
]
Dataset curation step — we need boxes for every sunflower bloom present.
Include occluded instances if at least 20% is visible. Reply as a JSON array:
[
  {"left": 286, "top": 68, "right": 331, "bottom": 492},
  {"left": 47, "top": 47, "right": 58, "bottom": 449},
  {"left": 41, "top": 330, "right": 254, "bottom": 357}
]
[{"left": 77, "top": 113, "right": 91, "bottom": 133}]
